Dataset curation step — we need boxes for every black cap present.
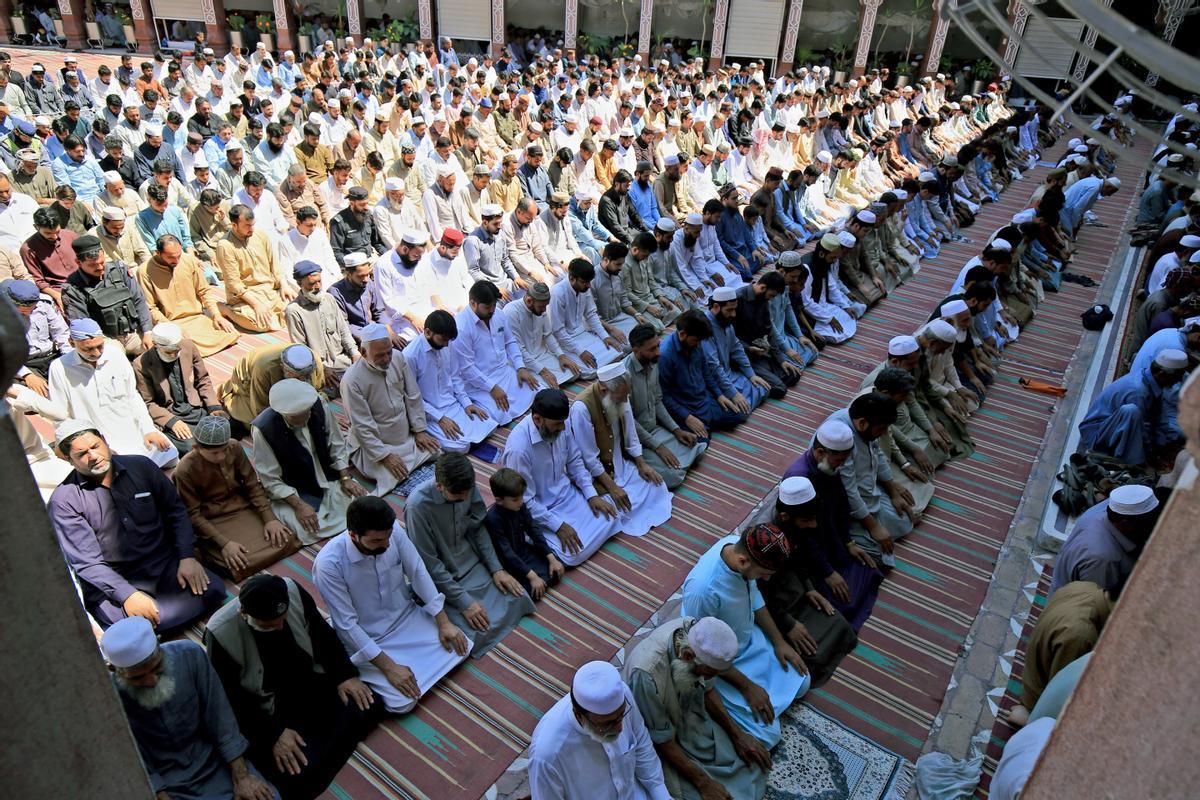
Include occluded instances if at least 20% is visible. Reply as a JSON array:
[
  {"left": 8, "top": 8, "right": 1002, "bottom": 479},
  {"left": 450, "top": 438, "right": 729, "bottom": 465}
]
[
  {"left": 71, "top": 234, "right": 102, "bottom": 259},
  {"left": 239, "top": 574, "right": 290, "bottom": 620}
]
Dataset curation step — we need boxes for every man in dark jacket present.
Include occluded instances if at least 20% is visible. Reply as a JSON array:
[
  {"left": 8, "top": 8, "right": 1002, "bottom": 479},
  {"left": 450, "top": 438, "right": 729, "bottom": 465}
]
[
  {"left": 61, "top": 233, "right": 154, "bottom": 356},
  {"left": 597, "top": 169, "right": 645, "bottom": 244},
  {"left": 329, "top": 186, "right": 385, "bottom": 267}
]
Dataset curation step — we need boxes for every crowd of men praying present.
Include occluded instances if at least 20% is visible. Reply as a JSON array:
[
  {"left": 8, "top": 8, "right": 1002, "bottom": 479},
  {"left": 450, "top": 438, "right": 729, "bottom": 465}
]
[{"left": 0, "top": 33, "right": 1154, "bottom": 800}]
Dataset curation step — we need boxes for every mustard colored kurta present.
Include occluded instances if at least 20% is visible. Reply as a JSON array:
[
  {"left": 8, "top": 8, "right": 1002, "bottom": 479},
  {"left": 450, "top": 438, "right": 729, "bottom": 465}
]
[
  {"left": 214, "top": 228, "right": 287, "bottom": 331},
  {"left": 137, "top": 252, "right": 240, "bottom": 357}
]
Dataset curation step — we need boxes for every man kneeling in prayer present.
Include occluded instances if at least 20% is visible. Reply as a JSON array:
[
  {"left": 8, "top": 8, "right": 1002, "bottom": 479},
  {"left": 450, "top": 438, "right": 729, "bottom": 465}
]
[
  {"left": 206, "top": 574, "right": 384, "bottom": 800},
  {"left": 623, "top": 616, "right": 773, "bottom": 800},
  {"left": 313, "top": 496, "right": 471, "bottom": 713},
  {"left": 406, "top": 453, "right": 536, "bottom": 658},
  {"left": 567, "top": 361, "right": 674, "bottom": 537},
  {"left": 681, "top": 524, "right": 810, "bottom": 748}
]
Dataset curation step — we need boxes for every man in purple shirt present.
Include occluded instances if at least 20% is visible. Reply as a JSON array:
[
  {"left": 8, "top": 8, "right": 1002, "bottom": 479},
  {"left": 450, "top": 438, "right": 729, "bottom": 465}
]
[{"left": 47, "top": 420, "right": 225, "bottom": 630}]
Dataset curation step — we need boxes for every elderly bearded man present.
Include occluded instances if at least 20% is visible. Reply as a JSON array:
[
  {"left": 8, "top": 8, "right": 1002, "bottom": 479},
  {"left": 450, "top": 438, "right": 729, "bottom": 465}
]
[
  {"left": 285, "top": 260, "right": 359, "bottom": 392},
  {"left": 133, "top": 322, "right": 225, "bottom": 455},
  {"left": 406, "top": 453, "right": 536, "bottom": 658},
  {"left": 500, "top": 388, "right": 621, "bottom": 567},
  {"left": 100, "top": 617, "right": 278, "bottom": 800},
  {"left": 529, "top": 660, "right": 670, "bottom": 800},
  {"left": 567, "top": 361, "right": 673, "bottom": 537},
  {"left": 206, "top": 574, "right": 384, "bottom": 800},
  {"left": 623, "top": 616, "right": 772, "bottom": 800},
  {"left": 313, "top": 496, "right": 471, "bottom": 713}
]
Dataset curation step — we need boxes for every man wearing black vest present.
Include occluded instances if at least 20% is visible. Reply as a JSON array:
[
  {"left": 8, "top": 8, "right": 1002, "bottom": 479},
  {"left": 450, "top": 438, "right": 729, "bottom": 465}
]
[
  {"left": 61, "top": 233, "right": 154, "bottom": 356},
  {"left": 206, "top": 574, "right": 383, "bottom": 800}
]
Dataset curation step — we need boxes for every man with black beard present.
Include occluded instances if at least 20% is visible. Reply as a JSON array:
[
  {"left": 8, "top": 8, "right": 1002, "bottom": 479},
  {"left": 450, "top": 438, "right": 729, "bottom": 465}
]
[
  {"left": 206, "top": 574, "right": 383, "bottom": 800},
  {"left": 101, "top": 617, "right": 278, "bottom": 799},
  {"left": 598, "top": 169, "right": 645, "bottom": 243},
  {"left": 329, "top": 186, "right": 386, "bottom": 268},
  {"left": 733, "top": 271, "right": 803, "bottom": 398}
]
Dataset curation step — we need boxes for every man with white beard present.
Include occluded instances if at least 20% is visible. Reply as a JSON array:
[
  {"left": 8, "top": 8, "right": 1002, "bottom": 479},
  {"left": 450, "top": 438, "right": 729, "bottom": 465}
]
[
  {"left": 529, "top": 660, "right": 669, "bottom": 800},
  {"left": 372, "top": 177, "right": 425, "bottom": 248},
  {"left": 566, "top": 362, "right": 672, "bottom": 538},
  {"left": 101, "top": 617, "right": 278, "bottom": 799}
]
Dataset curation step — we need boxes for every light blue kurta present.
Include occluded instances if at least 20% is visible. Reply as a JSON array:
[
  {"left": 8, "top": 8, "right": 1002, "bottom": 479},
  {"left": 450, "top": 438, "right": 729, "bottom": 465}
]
[
  {"left": 702, "top": 310, "right": 768, "bottom": 409},
  {"left": 681, "top": 535, "right": 809, "bottom": 747},
  {"left": 402, "top": 334, "right": 498, "bottom": 452}
]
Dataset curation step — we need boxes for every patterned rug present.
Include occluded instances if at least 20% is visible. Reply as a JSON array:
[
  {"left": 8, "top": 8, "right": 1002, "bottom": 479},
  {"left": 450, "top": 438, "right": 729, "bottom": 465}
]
[{"left": 768, "top": 704, "right": 913, "bottom": 800}]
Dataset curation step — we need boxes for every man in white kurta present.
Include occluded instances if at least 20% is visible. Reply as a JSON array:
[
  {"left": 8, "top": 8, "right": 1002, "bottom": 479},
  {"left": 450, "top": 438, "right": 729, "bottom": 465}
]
[
  {"left": 402, "top": 311, "right": 497, "bottom": 453},
  {"left": 47, "top": 321, "right": 178, "bottom": 468},
  {"left": 500, "top": 389, "right": 621, "bottom": 567},
  {"left": 341, "top": 324, "right": 441, "bottom": 496},
  {"left": 549, "top": 260, "right": 625, "bottom": 379},
  {"left": 277, "top": 209, "right": 342, "bottom": 287},
  {"left": 373, "top": 231, "right": 433, "bottom": 344},
  {"left": 415, "top": 229, "right": 474, "bottom": 314},
  {"left": 450, "top": 281, "right": 538, "bottom": 425},
  {"left": 566, "top": 363, "right": 673, "bottom": 538},
  {"left": 503, "top": 282, "right": 581, "bottom": 387},
  {"left": 313, "top": 498, "right": 471, "bottom": 713},
  {"left": 529, "top": 660, "right": 671, "bottom": 800},
  {"left": 372, "top": 179, "right": 426, "bottom": 248}
]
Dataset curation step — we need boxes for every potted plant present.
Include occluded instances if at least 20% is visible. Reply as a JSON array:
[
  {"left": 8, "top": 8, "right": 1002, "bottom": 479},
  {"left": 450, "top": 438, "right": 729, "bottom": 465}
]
[
  {"left": 297, "top": 22, "right": 313, "bottom": 53},
  {"left": 832, "top": 44, "right": 851, "bottom": 84},
  {"left": 793, "top": 47, "right": 818, "bottom": 70},
  {"left": 114, "top": 7, "right": 134, "bottom": 44},
  {"left": 894, "top": 61, "right": 911, "bottom": 88},
  {"left": 228, "top": 14, "right": 247, "bottom": 49},
  {"left": 972, "top": 57, "right": 994, "bottom": 94},
  {"left": 256, "top": 14, "right": 274, "bottom": 53}
]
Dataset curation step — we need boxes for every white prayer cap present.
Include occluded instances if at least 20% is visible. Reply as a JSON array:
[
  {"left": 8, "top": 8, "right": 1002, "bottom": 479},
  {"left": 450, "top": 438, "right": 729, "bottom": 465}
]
[
  {"left": 1086, "top": 137, "right": 1099, "bottom": 145},
  {"left": 918, "top": 171, "right": 936, "bottom": 181},
  {"left": 280, "top": 344, "right": 316, "bottom": 374},
  {"left": 528, "top": 120, "right": 543, "bottom": 133},
  {"left": 54, "top": 417, "right": 98, "bottom": 445},
  {"left": 949, "top": 102, "right": 960, "bottom": 110},
  {"left": 687, "top": 617, "right": 738, "bottom": 672},
  {"left": 1071, "top": 155, "right": 1088, "bottom": 165},
  {"left": 34, "top": 114, "right": 50, "bottom": 127},
  {"left": 619, "top": 126, "right": 635, "bottom": 137},
  {"left": 1168, "top": 154, "right": 1185, "bottom": 163},
  {"left": 410, "top": 114, "right": 426, "bottom": 125},
  {"left": 1104, "top": 177, "right": 1121, "bottom": 188},
  {"left": 779, "top": 475, "right": 817, "bottom": 505},
  {"left": 269, "top": 378, "right": 318, "bottom": 415},
  {"left": 384, "top": 177, "right": 405, "bottom": 191},
  {"left": 990, "top": 238, "right": 1013, "bottom": 251},
  {"left": 102, "top": 170, "right": 122, "bottom": 184},
  {"left": 924, "top": 319, "right": 957, "bottom": 343},
  {"left": 712, "top": 286, "right": 738, "bottom": 302},
  {"left": 193, "top": 152, "right": 209, "bottom": 169},
  {"left": 1067, "top": 138, "right": 1083, "bottom": 148},
  {"left": 941, "top": 299, "right": 969, "bottom": 316},
  {"left": 436, "top": 164, "right": 456, "bottom": 178},
  {"left": 1107, "top": 484, "right": 1159, "bottom": 516},
  {"left": 284, "top": 50, "right": 294, "bottom": 58},
  {"left": 664, "top": 154, "right": 681, "bottom": 167},
  {"left": 684, "top": 212, "right": 704, "bottom": 226},
  {"left": 343, "top": 252, "right": 369, "bottom": 267},
  {"left": 667, "top": 117, "right": 681, "bottom": 128},
  {"left": 1073, "top": 145, "right": 1089, "bottom": 154},
  {"left": 151, "top": 321, "right": 183, "bottom": 347},
  {"left": 1184, "top": 235, "right": 1200, "bottom": 248},
  {"left": 1154, "top": 348, "right": 1188, "bottom": 370},
  {"left": 100, "top": 617, "right": 158, "bottom": 669},
  {"left": 481, "top": 203, "right": 503, "bottom": 217},
  {"left": 596, "top": 362, "right": 628, "bottom": 382},
  {"left": 814, "top": 419, "right": 854, "bottom": 451},
  {"left": 655, "top": 218, "right": 677, "bottom": 233},
  {"left": 888, "top": 335, "right": 919, "bottom": 357},
  {"left": 101, "top": 205, "right": 124, "bottom": 221},
  {"left": 893, "top": 189, "right": 908, "bottom": 200},
  {"left": 786, "top": 124, "right": 801, "bottom": 135},
  {"left": 145, "top": 122, "right": 164, "bottom": 137},
  {"left": 1191, "top": 251, "right": 1200, "bottom": 264},
  {"left": 837, "top": 231, "right": 857, "bottom": 248},
  {"left": 889, "top": 120, "right": 902, "bottom": 128},
  {"left": 816, "top": 150, "right": 832, "bottom": 164},
  {"left": 359, "top": 323, "right": 390, "bottom": 343},
  {"left": 1182, "top": 316, "right": 1200, "bottom": 332},
  {"left": 855, "top": 210, "right": 877, "bottom": 225},
  {"left": 815, "top": 109, "right": 830, "bottom": 119},
  {"left": 1006, "top": 125, "right": 1018, "bottom": 133},
  {"left": 225, "top": 140, "right": 244, "bottom": 152},
  {"left": 403, "top": 229, "right": 429, "bottom": 246},
  {"left": 1012, "top": 208, "right": 1036, "bottom": 224},
  {"left": 572, "top": 661, "right": 625, "bottom": 714},
  {"left": 574, "top": 188, "right": 600, "bottom": 203}
]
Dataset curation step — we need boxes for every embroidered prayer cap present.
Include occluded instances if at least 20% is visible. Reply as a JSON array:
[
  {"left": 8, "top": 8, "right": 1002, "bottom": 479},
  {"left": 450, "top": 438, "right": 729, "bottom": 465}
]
[
  {"left": 888, "top": 335, "right": 919, "bottom": 356},
  {"left": 596, "top": 362, "right": 628, "bottom": 383},
  {"left": 527, "top": 281, "right": 551, "bottom": 301},
  {"left": 1, "top": 279, "right": 39, "bottom": 305},
  {"left": 837, "top": 231, "right": 857, "bottom": 248},
  {"left": 1107, "top": 484, "right": 1159, "bottom": 516},
  {"left": 384, "top": 177, "right": 405, "bottom": 191},
  {"left": 151, "top": 321, "right": 183, "bottom": 347},
  {"left": 687, "top": 617, "right": 739, "bottom": 672},
  {"left": 240, "top": 574, "right": 291, "bottom": 620},
  {"left": 819, "top": 233, "right": 842, "bottom": 251},
  {"left": 684, "top": 212, "right": 704, "bottom": 226},
  {"left": 225, "top": 140, "right": 244, "bottom": 152},
  {"left": 531, "top": 387, "right": 570, "bottom": 420},
  {"left": 69, "top": 317, "right": 103, "bottom": 340},
  {"left": 193, "top": 414, "right": 231, "bottom": 447},
  {"left": 924, "top": 319, "right": 958, "bottom": 343},
  {"left": 712, "top": 286, "right": 738, "bottom": 302},
  {"left": 655, "top": 218, "right": 677, "bottom": 233},
  {"left": 55, "top": 417, "right": 99, "bottom": 446},
  {"left": 855, "top": 209, "right": 877, "bottom": 225},
  {"left": 778, "top": 476, "right": 816, "bottom": 505},
  {"left": 572, "top": 661, "right": 625, "bottom": 714},
  {"left": 1154, "top": 348, "right": 1188, "bottom": 371},
  {"left": 280, "top": 344, "right": 316, "bottom": 375},
  {"left": 100, "top": 617, "right": 158, "bottom": 669},
  {"left": 743, "top": 523, "right": 792, "bottom": 571},
  {"left": 293, "top": 260, "right": 322, "bottom": 280},
  {"left": 269, "top": 378, "right": 318, "bottom": 415},
  {"left": 402, "top": 230, "right": 429, "bottom": 246},
  {"left": 941, "top": 299, "right": 969, "bottom": 316},
  {"left": 778, "top": 251, "right": 803, "bottom": 268}
]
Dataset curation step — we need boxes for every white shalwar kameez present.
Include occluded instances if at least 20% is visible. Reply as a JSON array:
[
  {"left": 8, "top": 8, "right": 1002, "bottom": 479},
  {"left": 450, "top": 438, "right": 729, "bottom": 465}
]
[
  {"left": 797, "top": 266, "right": 858, "bottom": 343},
  {"left": 313, "top": 526, "right": 471, "bottom": 713},
  {"left": 549, "top": 280, "right": 624, "bottom": 378},
  {"left": 501, "top": 415, "right": 621, "bottom": 566},
  {"left": 450, "top": 306, "right": 536, "bottom": 425},
  {"left": 402, "top": 334, "right": 497, "bottom": 452},
  {"left": 373, "top": 249, "right": 432, "bottom": 343},
  {"left": 567, "top": 399, "right": 672, "bottom": 537},
  {"left": 416, "top": 247, "right": 474, "bottom": 314},
  {"left": 503, "top": 296, "right": 578, "bottom": 385}
]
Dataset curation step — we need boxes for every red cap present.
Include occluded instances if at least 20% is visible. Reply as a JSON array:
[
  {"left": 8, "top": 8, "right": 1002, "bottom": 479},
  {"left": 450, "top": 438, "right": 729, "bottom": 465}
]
[
  {"left": 589, "top": 115, "right": 602, "bottom": 124},
  {"left": 440, "top": 228, "right": 465, "bottom": 246}
]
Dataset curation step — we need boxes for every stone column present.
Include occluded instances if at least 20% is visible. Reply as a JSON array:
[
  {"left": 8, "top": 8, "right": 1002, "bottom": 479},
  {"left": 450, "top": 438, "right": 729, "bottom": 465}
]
[
  {"left": 0, "top": 0, "right": 15, "bottom": 41},
  {"left": 852, "top": 0, "right": 884, "bottom": 78},
  {"left": 57, "top": 0, "right": 88, "bottom": 50},
  {"left": 564, "top": 0, "right": 578, "bottom": 51},
  {"left": 272, "top": 0, "right": 300, "bottom": 54},
  {"left": 921, "top": 0, "right": 951, "bottom": 78},
  {"left": 706, "top": 0, "right": 730, "bottom": 72},
  {"left": 346, "top": 0, "right": 365, "bottom": 44},
  {"left": 128, "top": 0, "right": 156, "bottom": 53},
  {"left": 201, "top": 0, "right": 229, "bottom": 53},
  {"left": 776, "top": 0, "right": 805, "bottom": 77},
  {"left": 637, "top": 0, "right": 654, "bottom": 62},
  {"left": 1145, "top": 0, "right": 1193, "bottom": 87},
  {"left": 417, "top": 0, "right": 434, "bottom": 45},
  {"left": 1070, "top": 0, "right": 1114, "bottom": 82},
  {"left": 491, "top": 0, "right": 506, "bottom": 58}
]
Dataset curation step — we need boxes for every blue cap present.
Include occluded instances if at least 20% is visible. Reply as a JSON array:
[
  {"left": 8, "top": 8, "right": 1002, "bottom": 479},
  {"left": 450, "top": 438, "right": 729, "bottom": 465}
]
[
  {"left": 1, "top": 278, "right": 39, "bottom": 304},
  {"left": 69, "top": 317, "right": 103, "bottom": 340},
  {"left": 14, "top": 118, "right": 35, "bottom": 136},
  {"left": 292, "top": 260, "right": 322, "bottom": 280},
  {"left": 479, "top": 97, "right": 493, "bottom": 108}
]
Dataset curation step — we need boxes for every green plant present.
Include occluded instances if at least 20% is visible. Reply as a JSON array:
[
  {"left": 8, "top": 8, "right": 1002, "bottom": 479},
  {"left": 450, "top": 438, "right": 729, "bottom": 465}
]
[
  {"left": 227, "top": 14, "right": 246, "bottom": 31},
  {"left": 832, "top": 44, "right": 851, "bottom": 74},
  {"left": 895, "top": 61, "right": 911, "bottom": 76},
  {"left": 939, "top": 55, "right": 954, "bottom": 74},
  {"left": 298, "top": 22, "right": 313, "bottom": 35},
  {"left": 793, "top": 47, "right": 818, "bottom": 67},
  {"left": 903, "top": 0, "right": 929, "bottom": 63},
  {"left": 973, "top": 58, "right": 996, "bottom": 81},
  {"left": 256, "top": 14, "right": 273, "bottom": 34},
  {"left": 386, "top": 14, "right": 419, "bottom": 43},
  {"left": 613, "top": 40, "right": 635, "bottom": 59},
  {"left": 366, "top": 26, "right": 386, "bottom": 41},
  {"left": 114, "top": 7, "right": 132, "bottom": 24}
]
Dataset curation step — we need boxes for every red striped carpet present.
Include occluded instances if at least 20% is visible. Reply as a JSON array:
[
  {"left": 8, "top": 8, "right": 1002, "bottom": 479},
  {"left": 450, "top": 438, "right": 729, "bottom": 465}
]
[{"left": 179, "top": 131, "right": 1152, "bottom": 799}]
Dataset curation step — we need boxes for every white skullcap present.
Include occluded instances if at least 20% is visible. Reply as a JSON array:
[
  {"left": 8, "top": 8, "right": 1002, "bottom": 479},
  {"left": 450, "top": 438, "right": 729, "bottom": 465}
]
[
  {"left": 919, "top": 171, "right": 936, "bottom": 181},
  {"left": 924, "top": 319, "right": 957, "bottom": 343},
  {"left": 410, "top": 114, "right": 426, "bottom": 125},
  {"left": 100, "top": 617, "right": 158, "bottom": 669},
  {"left": 1107, "top": 484, "right": 1159, "bottom": 516},
  {"left": 103, "top": 170, "right": 122, "bottom": 184},
  {"left": 402, "top": 229, "right": 429, "bottom": 246},
  {"left": 1012, "top": 209, "right": 1036, "bottom": 224},
  {"left": 343, "top": 252, "right": 369, "bottom": 267},
  {"left": 1154, "top": 348, "right": 1188, "bottom": 370},
  {"left": 284, "top": 50, "right": 294, "bottom": 58},
  {"left": 384, "top": 177, "right": 405, "bottom": 191},
  {"left": 990, "top": 238, "right": 1013, "bottom": 251},
  {"left": 596, "top": 362, "right": 628, "bottom": 382},
  {"left": 436, "top": 164, "right": 456, "bottom": 178},
  {"left": 1168, "top": 154, "right": 1185, "bottom": 163},
  {"left": 667, "top": 118, "right": 681, "bottom": 128},
  {"left": 1182, "top": 316, "right": 1200, "bottom": 332},
  {"left": 101, "top": 205, "right": 124, "bottom": 221},
  {"left": 619, "top": 126, "right": 635, "bottom": 137},
  {"left": 528, "top": 121, "right": 543, "bottom": 133},
  {"left": 816, "top": 109, "right": 830, "bottom": 119},
  {"left": 779, "top": 475, "right": 816, "bottom": 505},
  {"left": 712, "top": 286, "right": 738, "bottom": 302},
  {"left": 1191, "top": 251, "right": 1200, "bottom": 264},
  {"left": 1067, "top": 138, "right": 1082, "bottom": 148},
  {"left": 280, "top": 344, "right": 316, "bottom": 372},
  {"left": 269, "top": 378, "right": 318, "bottom": 415},
  {"left": 54, "top": 417, "right": 98, "bottom": 445},
  {"left": 685, "top": 212, "right": 704, "bottom": 226},
  {"left": 145, "top": 122, "right": 164, "bottom": 137},
  {"left": 687, "top": 617, "right": 738, "bottom": 671},
  {"left": 1006, "top": 126, "right": 1017, "bottom": 133},
  {"left": 1071, "top": 155, "right": 1088, "bottom": 165},
  {"left": 574, "top": 188, "right": 600, "bottom": 202},
  {"left": 359, "top": 322, "right": 390, "bottom": 343},
  {"left": 151, "top": 321, "right": 183, "bottom": 347},
  {"left": 1181, "top": 235, "right": 1200, "bottom": 248},
  {"left": 1104, "top": 177, "right": 1121, "bottom": 188},
  {"left": 193, "top": 152, "right": 209, "bottom": 169},
  {"left": 816, "top": 150, "right": 832, "bottom": 164},
  {"left": 225, "top": 140, "right": 244, "bottom": 152},
  {"left": 1074, "top": 145, "right": 1089, "bottom": 154},
  {"left": 655, "top": 218, "right": 677, "bottom": 233},
  {"left": 481, "top": 203, "right": 503, "bottom": 217},
  {"left": 664, "top": 154, "right": 681, "bottom": 167},
  {"left": 888, "top": 335, "right": 919, "bottom": 356},
  {"left": 815, "top": 419, "right": 854, "bottom": 451},
  {"left": 837, "top": 231, "right": 857, "bottom": 248},
  {"left": 893, "top": 189, "right": 908, "bottom": 200},
  {"left": 856, "top": 210, "right": 877, "bottom": 224},
  {"left": 34, "top": 114, "right": 50, "bottom": 126},
  {"left": 572, "top": 661, "right": 625, "bottom": 714},
  {"left": 941, "top": 299, "right": 969, "bottom": 316}
]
